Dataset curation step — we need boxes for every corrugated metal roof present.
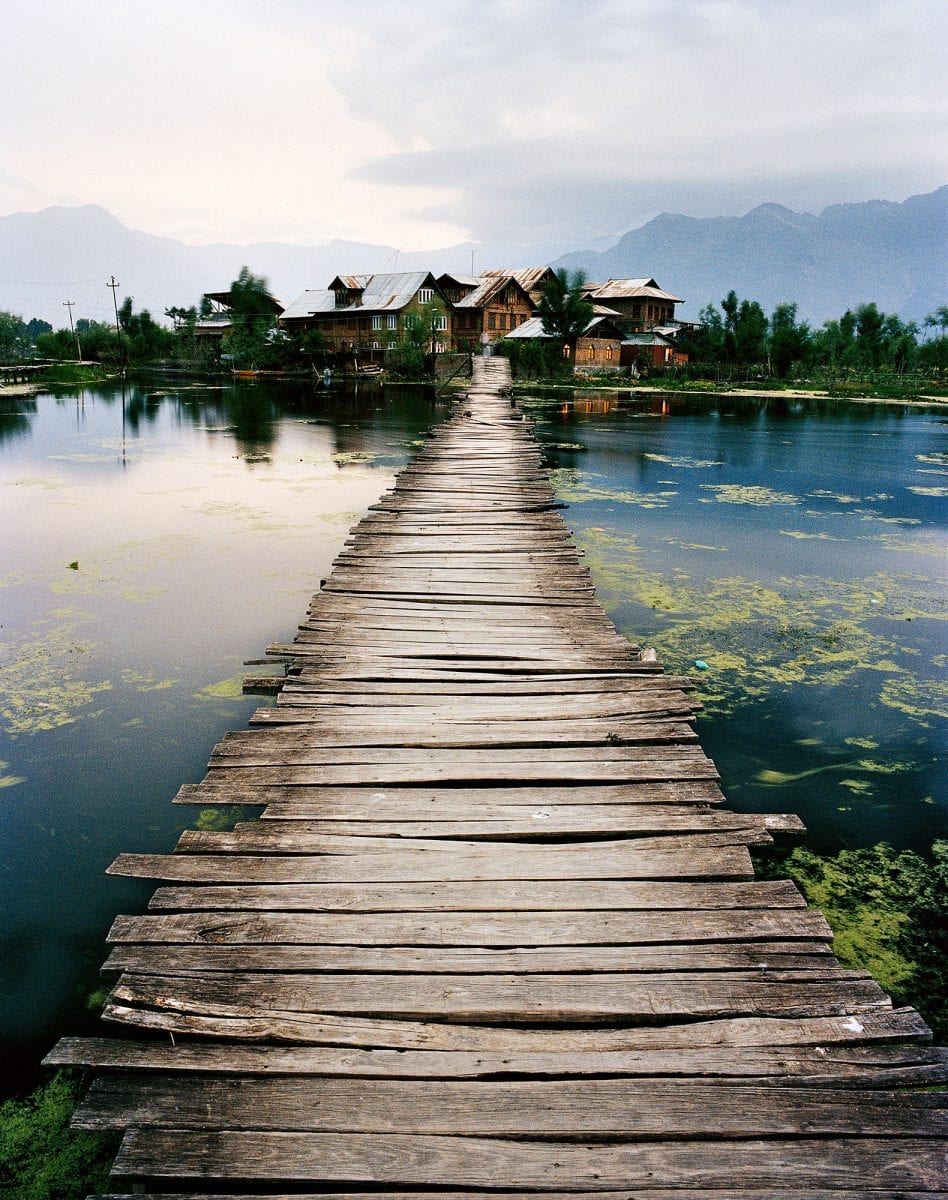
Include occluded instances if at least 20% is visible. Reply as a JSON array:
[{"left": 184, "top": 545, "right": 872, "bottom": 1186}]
[
  {"left": 505, "top": 315, "right": 620, "bottom": 340},
  {"left": 587, "top": 279, "right": 683, "bottom": 303},
  {"left": 504, "top": 317, "right": 550, "bottom": 339},
  {"left": 622, "top": 331, "right": 675, "bottom": 346},
  {"left": 324, "top": 271, "right": 435, "bottom": 313},
  {"left": 438, "top": 272, "right": 480, "bottom": 289},
  {"left": 281, "top": 289, "right": 338, "bottom": 320},
  {"left": 480, "top": 267, "right": 555, "bottom": 294},
  {"left": 454, "top": 276, "right": 509, "bottom": 308}
]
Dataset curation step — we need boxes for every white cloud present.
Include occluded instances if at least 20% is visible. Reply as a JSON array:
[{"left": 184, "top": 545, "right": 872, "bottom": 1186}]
[{"left": 1, "top": 0, "right": 945, "bottom": 248}]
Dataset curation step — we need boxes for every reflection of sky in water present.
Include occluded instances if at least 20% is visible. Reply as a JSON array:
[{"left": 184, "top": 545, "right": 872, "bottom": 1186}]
[
  {"left": 0, "top": 380, "right": 446, "bottom": 1090},
  {"left": 536, "top": 392, "right": 946, "bottom": 857}
]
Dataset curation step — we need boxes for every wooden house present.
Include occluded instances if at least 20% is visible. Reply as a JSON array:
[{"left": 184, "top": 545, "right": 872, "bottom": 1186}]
[
  {"left": 622, "top": 330, "right": 689, "bottom": 369},
  {"left": 504, "top": 314, "right": 626, "bottom": 373},
  {"left": 480, "top": 267, "right": 557, "bottom": 307},
  {"left": 581, "top": 279, "right": 682, "bottom": 333},
  {"left": 280, "top": 272, "right": 452, "bottom": 354},
  {"left": 191, "top": 289, "right": 284, "bottom": 344},
  {"left": 440, "top": 274, "right": 536, "bottom": 352}
]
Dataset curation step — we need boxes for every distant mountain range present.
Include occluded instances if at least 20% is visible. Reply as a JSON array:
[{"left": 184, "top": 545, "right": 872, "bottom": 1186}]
[
  {"left": 1, "top": 188, "right": 944, "bottom": 329},
  {"left": 555, "top": 187, "right": 947, "bottom": 325}
]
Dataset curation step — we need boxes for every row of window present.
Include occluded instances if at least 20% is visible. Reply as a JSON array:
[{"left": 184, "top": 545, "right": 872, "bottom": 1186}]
[
  {"left": 487, "top": 311, "right": 526, "bottom": 331},
  {"left": 369, "top": 313, "right": 449, "bottom": 331}
]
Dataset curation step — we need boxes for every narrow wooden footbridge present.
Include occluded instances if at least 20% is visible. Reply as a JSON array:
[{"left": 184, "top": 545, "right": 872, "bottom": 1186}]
[{"left": 50, "top": 358, "right": 946, "bottom": 1195}]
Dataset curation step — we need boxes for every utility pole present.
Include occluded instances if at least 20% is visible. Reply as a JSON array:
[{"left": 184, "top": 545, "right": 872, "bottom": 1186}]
[
  {"left": 63, "top": 300, "right": 81, "bottom": 361},
  {"left": 106, "top": 275, "right": 125, "bottom": 368}
]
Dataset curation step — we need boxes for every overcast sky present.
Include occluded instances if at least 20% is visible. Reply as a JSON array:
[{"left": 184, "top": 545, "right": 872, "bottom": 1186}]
[{"left": 3, "top": 0, "right": 945, "bottom": 251}]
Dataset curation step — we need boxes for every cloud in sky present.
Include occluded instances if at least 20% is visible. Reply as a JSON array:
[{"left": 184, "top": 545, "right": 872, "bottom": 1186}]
[{"left": 2, "top": 0, "right": 944, "bottom": 249}]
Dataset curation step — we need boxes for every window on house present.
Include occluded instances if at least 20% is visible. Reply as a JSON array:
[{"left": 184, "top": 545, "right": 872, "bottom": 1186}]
[
  {"left": 562, "top": 345, "right": 571, "bottom": 358},
  {"left": 434, "top": 341, "right": 444, "bottom": 353},
  {"left": 488, "top": 314, "right": 496, "bottom": 330},
  {"left": 372, "top": 316, "right": 382, "bottom": 330},
  {"left": 387, "top": 340, "right": 397, "bottom": 349},
  {"left": 605, "top": 346, "right": 613, "bottom": 360},
  {"left": 434, "top": 315, "right": 448, "bottom": 331},
  {"left": 387, "top": 315, "right": 397, "bottom": 330},
  {"left": 418, "top": 288, "right": 433, "bottom": 304},
  {"left": 585, "top": 346, "right": 595, "bottom": 360},
  {"left": 372, "top": 341, "right": 380, "bottom": 349}
]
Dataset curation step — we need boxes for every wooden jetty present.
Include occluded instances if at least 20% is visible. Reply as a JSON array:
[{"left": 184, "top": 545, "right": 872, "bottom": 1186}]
[{"left": 48, "top": 357, "right": 946, "bottom": 1195}]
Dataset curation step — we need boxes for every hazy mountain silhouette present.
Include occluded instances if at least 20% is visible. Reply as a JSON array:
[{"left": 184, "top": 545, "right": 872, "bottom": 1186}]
[
  {"left": 0, "top": 205, "right": 489, "bottom": 326},
  {"left": 2, "top": 188, "right": 944, "bottom": 327},
  {"left": 554, "top": 187, "right": 947, "bottom": 324}
]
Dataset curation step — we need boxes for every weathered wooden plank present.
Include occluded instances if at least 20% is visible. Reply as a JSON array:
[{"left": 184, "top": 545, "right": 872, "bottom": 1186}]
[
  {"left": 102, "top": 942, "right": 836, "bottom": 976},
  {"left": 47, "top": 1036, "right": 948, "bottom": 1087},
  {"left": 108, "top": 969, "right": 890, "bottom": 1023},
  {"left": 109, "top": 1130, "right": 948, "bottom": 1189},
  {"left": 172, "top": 781, "right": 726, "bottom": 808},
  {"left": 76, "top": 1076, "right": 947, "bottom": 1137},
  {"left": 146, "top": 878, "right": 807, "bottom": 912},
  {"left": 174, "top": 830, "right": 760, "bottom": 856},
  {"left": 207, "top": 718, "right": 699, "bottom": 749},
  {"left": 98, "top": 1005, "right": 933, "bottom": 1051},
  {"left": 82, "top": 1192, "right": 948, "bottom": 1200},
  {"left": 243, "top": 813, "right": 783, "bottom": 842},
  {"left": 201, "top": 758, "right": 719, "bottom": 786},
  {"left": 109, "top": 843, "right": 754, "bottom": 883},
  {"left": 109, "top": 907, "right": 834, "bottom": 946}
]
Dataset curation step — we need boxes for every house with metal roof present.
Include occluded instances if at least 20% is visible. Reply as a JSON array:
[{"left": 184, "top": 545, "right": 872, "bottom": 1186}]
[
  {"left": 480, "top": 267, "right": 558, "bottom": 307},
  {"left": 504, "top": 313, "right": 627, "bottom": 373},
  {"left": 439, "top": 273, "right": 535, "bottom": 352},
  {"left": 280, "top": 272, "right": 452, "bottom": 355},
  {"left": 622, "top": 329, "right": 690, "bottom": 369},
  {"left": 581, "top": 279, "right": 683, "bottom": 333}
]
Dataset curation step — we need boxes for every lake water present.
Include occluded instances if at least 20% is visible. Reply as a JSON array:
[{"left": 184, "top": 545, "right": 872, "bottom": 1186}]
[{"left": 1, "top": 378, "right": 945, "bottom": 1093}]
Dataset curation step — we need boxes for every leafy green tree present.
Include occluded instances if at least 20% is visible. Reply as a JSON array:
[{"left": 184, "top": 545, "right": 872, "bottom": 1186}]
[
  {"left": 495, "top": 336, "right": 564, "bottom": 380},
  {"left": 117, "top": 297, "right": 174, "bottom": 363},
  {"left": 721, "top": 290, "right": 768, "bottom": 366},
  {"left": 0, "top": 311, "right": 28, "bottom": 362},
  {"left": 538, "top": 269, "right": 594, "bottom": 360},
  {"left": 678, "top": 303, "right": 725, "bottom": 363},
  {"left": 854, "top": 302, "right": 886, "bottom": 369},
  {"left": 221, "top": 267, "right": 280, "bottom": 369},
  {"left": 918, "top": 308, "right": 948, "bottom": 370},
  {"left": 768, "top": 302, "right": 812, "bottom": 376},
  {"left": 25, "top": 318, "right": 52, "bottom": 343}
]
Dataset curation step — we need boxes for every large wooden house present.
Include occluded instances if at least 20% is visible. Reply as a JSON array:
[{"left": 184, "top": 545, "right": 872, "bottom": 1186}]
[
  {"left": 581, "top": 279, "right": 683, "bottom": 333},
  {"left": 438, "top": 273, "right": 536, "bottom": 352},
  {"left": 280, "top": 272, "right": 452, "bottom": 354}
]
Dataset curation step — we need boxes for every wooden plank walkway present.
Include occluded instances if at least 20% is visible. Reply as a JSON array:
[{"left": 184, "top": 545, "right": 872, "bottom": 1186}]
[{"left": 48, "top": 357, "right": 946, "bottom": 1196}]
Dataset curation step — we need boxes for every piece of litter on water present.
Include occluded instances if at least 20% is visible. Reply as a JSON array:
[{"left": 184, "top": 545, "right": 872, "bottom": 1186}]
[
  {"left": 533, "top": 809, "right": 553, "bottom": 820},
  {"left": 67, "top": 561, "right": 79, "bottom": 570},
  {"left": 693, "top": 659, "right": 709, "bottom": 670}
]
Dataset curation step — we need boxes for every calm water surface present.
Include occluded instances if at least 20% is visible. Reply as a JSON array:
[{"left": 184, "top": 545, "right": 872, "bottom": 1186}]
[
  {"left": 531, "top": 389, "right": 946, "bottom": 852},
  {"left": 0, "top": 379, "right": 945, "bottom": 1092},
  {"left": 0, "top": 378, "right": 448, "bottom": 1090}
]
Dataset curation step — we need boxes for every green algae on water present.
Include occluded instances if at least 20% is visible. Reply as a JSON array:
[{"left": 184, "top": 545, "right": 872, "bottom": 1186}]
[
  {"left": 698, "top": 483, "right": 799, "bottom": 506},
  {"left": 0, "top": 761, "right": 25, "bottom": 789},
  {"left": 551, "top": 468, "right": 678, "bottom": 509},
  {"left": 196, "top": 674, "right": 245, "bottom": 701},
  {"left": 755, "top": 842, "right": 948, "bottom": 1038},
  {"left": 0, "top": 612, "right": 113, "bottom": 737}
]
